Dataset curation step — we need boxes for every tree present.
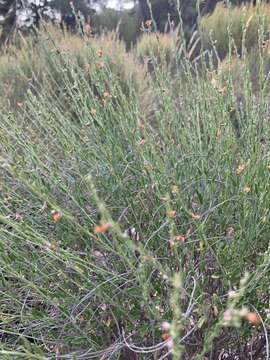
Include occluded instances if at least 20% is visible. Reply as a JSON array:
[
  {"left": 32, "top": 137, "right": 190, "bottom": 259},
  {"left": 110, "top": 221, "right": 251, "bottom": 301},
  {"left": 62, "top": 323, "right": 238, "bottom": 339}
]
[
  {"left": 49, "top": 0, "right": 95, "bottom": 32},
  {"left": 138, "top": 0, "right": 150, "bottom": 22},
  {"left": 138, "top": 0, "right": 177, "bottom": 30},
  {"left": 0, "top": 1, "right": 16, "bottom": 46},
  {"left": 0, "top": 1, "right": 55, "bottom": 46},
  {"left": 0, "top": 0, "right": 96, "bottom": 48},
  {"left": 136, "top": 0, "right": 264, "bottom": 36}
]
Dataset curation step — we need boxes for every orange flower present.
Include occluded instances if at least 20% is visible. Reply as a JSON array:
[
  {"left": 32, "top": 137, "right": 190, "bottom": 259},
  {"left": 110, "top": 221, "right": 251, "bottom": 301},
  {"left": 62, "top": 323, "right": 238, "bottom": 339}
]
[
  {"left": 139, "top": 138, "right": 146, "bottom": 145},
  {"left": 245, "top": 312, "right": 261, "bottom": 326},
  {"left": 52, "top": 211, "right": 62, "bottom": 224},
  {"left": 190, "top": 213, "right": 201, "bottom": 220},
  {"left": 103, "top": 91, "right": 112, "bottom": 99},
  {"left": 175, "top": 235, "right": 185, "bottom": 243},
  {"left": 84, "top": 24, "right": 92, "bottom": 36},
  {"left": 94, "top": 222, "right": 111, "bottom": 234},
  {"left": 161, "top": 333, "right": 171, "bottom": 341}
]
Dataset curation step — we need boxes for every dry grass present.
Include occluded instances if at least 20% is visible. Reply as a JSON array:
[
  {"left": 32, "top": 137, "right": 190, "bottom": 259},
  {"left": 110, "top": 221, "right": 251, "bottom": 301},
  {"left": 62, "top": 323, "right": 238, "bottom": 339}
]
[
  {"left": 136, "top": 32, "right": 178, "bottom": 69},
  {"left": 0, "top": 27, "right": 152, "bottom": 115}
]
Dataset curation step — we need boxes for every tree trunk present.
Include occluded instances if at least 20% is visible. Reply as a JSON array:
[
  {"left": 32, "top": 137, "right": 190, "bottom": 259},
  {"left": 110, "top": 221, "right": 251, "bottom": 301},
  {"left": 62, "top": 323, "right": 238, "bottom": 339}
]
[
  {"left": 0, "top": 1, "right": 16, "bottom": 49},
  {"left": 138, "top": 0, "right": 151, "bottom": 22}
]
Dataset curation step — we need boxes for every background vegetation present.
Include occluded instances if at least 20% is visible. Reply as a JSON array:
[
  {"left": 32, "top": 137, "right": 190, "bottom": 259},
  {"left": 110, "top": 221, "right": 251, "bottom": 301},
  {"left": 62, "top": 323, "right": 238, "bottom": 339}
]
[
  {"left": 2, "top": 0, "right": 270, "bottom": 49},
  {"left": 1, "top": 1, "right": 270, "bottom": 359}
]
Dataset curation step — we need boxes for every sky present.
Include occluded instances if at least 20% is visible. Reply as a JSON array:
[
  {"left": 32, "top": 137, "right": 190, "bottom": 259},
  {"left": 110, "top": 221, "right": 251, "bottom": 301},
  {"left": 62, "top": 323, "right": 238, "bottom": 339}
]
[{"left": 107, "top": 0, "right": 134, "bottom": 10}]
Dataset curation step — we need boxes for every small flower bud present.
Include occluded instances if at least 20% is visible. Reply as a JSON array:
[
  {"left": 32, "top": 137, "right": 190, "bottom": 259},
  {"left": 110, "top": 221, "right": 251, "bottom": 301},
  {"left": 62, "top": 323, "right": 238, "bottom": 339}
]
[{"left": 161, "top": 321, "right": 171, "bottom": 331}]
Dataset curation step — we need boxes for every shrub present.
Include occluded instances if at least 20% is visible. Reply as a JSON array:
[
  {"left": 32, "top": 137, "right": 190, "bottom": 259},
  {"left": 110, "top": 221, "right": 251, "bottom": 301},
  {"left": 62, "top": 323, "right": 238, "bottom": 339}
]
[
  {"left": 0, "top": 28, "right": 151, "bottom": 115},
  {"left": 1, "top": 23, "right": 270, "bottom": 360},
  {"left": 93, "top": 8, "right": 140, "bottom": 48},
  {"left": 0, "top": 41, "right": 43, "bottom": 109},
  {"left": 136, "top": 32, "right": 178, "bottom": 69},
  {"left": 0, "top": 29, "right": 88, "bottom": 109},
  {"left": 200, "top": 3, "right": 270, "bottom": 59},
  {"left": 210, "top": 45, "right": 270, "bottom": 100}
]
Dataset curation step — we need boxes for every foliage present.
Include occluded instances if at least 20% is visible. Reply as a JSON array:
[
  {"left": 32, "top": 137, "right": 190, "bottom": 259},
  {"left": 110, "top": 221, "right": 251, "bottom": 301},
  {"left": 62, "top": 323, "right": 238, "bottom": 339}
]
[
  {"left": 0, "top": 0, "right": 95, "bottom": 47},
  {"left": 137, "top": 0, "right": 262, "bottom": 38},
  {"left": 200, "top": 2, "right": 270, "bottom": 59},
  {"left": 136, "top": 31, "right": 178, "bottom": 70},
  {"left": 0, "top": 27, "right": 151, "bottom": 115},
  {"left": 0, "top": 0, "right": 265, "bottom": 50},
  {"left": 139, "top": 0, "right": 178, "bottom": 30},
  {"left": 1, "top": 14, "right": 270, "bottom": 360},
  {"left": 50, "top": 0, "right": 93, "bottom": 16},
  {"left": 93, "top": 7, "right": 141, "bottom": 47},
  {"left": 210, "top": 45, "right": 270, "bottom": 99}
]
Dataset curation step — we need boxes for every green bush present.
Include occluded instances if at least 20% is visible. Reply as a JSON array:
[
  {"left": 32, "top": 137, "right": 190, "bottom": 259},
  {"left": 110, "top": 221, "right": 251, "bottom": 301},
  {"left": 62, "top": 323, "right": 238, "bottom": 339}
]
[
  {"left": 210, "top": 45, "right": 270, "bottom": 99},
  {"left": 0, "top": 29, "right": 89, "bottom": 109},
  {"left": 93, "top": 8, "right": 140, "bottom": 48},
  {"left": 136, "top": 31, "right": 178, "bottom": 69},
  {"left": 0, "top": 28, "right": 150, "bottom": 113},
  {"left": 200, "top": 3, "right": 270, "bottom": 59},
  {"left": 1, "top": 24, "right": 270, "bottom": 360}
]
